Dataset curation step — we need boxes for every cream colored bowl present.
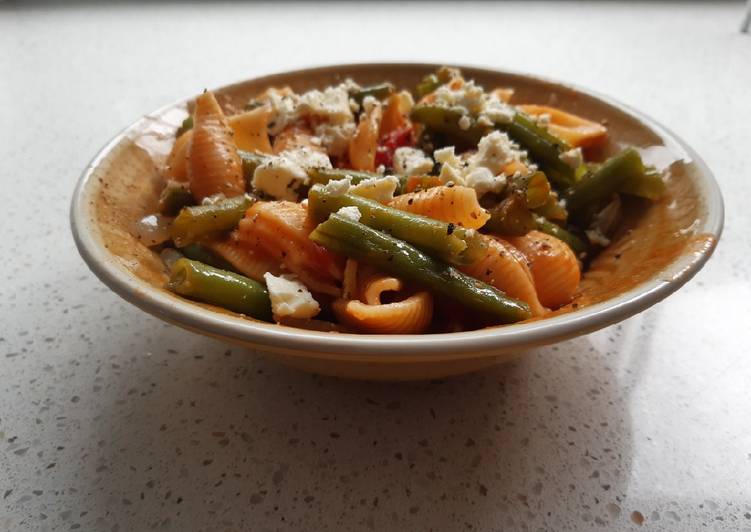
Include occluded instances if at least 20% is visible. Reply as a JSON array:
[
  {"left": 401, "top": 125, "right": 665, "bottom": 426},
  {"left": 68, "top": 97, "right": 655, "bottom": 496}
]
[{"left": 70, "top": 63, "right": 723, "bottom": 381}]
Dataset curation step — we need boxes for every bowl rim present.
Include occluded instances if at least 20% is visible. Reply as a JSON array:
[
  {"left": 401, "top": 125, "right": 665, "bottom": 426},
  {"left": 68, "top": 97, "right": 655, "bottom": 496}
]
[{"left": 70, "top": 62, "right": 724, "bottom": 357}]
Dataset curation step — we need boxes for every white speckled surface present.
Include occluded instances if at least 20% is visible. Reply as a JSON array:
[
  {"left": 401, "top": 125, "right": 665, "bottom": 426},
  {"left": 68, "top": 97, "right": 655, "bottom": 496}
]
[{"left": 1, "top": 2, "right": 750, "bottom": 530}]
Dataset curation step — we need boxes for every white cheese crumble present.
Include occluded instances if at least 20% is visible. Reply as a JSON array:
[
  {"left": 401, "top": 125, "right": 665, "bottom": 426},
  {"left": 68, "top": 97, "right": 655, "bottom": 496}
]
[
  {"left": 350, "top": 175, "right": 400, "bottom": 203},
  {"left": 361, "top": 95, "right": 379, "bottom": 115},
  {"left": 432, "top": 79, "right": 515, "bottom": 125},
  {"left": 336, "top": 206, "right": 362, "bottom": 222},
  {"left": 314, "top": 122, "right": 356, "bottom": 158},
  {"left": 393, "top": 147, "right": 434, "bottom": 176},
  {"left": 321, "top": 177, "right": 352, "bottom": 196},
  {"left": 251, "top": 148, "right": 332, "bottom": 200},
  {"left": 464, "top": 167, "right": 506, "bottom": 197},
  {"left": 468, "top": 130, "right": 518, "bottom": 175},
  {"left": 560, "top": 147, "right": 583, "bottom": 169},
  {"left": 298, "top": 86, "right": 354, "bottom": 125},
  {"left": 458, "top": 115, "right": 471, "bottom": 131},
  {"left": 434, "top": 131, "right": 522, "bottom": 196},
  {"left": 263, "top": 273, "right": 320, "bottom": 319}
]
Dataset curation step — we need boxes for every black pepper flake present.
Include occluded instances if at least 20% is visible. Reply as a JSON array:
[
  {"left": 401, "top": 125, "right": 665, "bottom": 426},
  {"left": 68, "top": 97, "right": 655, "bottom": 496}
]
[
  {"left": 614, "top": 253, "right": 621, "bottom": 259},
  {"left": 407, "top": 198, "right": 414, "bottom": 205},
  {"left": 446, "top": 223, "right": 455, "bottom": 235}
]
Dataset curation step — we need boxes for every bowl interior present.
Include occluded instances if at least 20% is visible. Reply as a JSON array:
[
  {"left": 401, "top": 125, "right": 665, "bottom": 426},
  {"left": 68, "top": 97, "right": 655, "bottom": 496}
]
[{"left": 72, "top": 63, "right": 722, "bottom": 359}]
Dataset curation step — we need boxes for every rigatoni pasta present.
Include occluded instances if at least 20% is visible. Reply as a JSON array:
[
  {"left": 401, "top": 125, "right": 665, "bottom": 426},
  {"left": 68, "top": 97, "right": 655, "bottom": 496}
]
[{"left": 136, "top": 66, "right": 665, "bottom": 332}]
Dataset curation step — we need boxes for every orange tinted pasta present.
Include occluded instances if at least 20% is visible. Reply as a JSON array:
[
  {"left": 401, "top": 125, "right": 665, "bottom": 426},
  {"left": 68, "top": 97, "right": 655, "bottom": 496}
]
[
  {"left": 461, "top": 236, "right": 546, "bottom": 317},
  {"left": 389, "top": 186, "right": 490, "bottom": 229},
  {"left": 228, "top": 106, "right": 274, "bottom": 154},
  {"left": 507, "top": 230, "right": 580, "bottom": 308},
  {"left": 348, "top": 100, "right": 382, "bottom": 171},
  {"left": 206, "top": 234, "right": 280, "bottom": 283},
  {"left": 188, "top": 90, "right": 245, "bottom": 201},
  {"left": 517, "top": 104, "right": 607, "bottom": 149},
  {"left": 237, "top": 201, "right": 344, "bottom": 296}
]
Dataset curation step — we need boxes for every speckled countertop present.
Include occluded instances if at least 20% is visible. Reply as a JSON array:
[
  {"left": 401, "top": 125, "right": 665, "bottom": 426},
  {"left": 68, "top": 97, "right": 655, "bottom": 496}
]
[{"left": 2, "top": 2, "right": 750, "bottom": 531}]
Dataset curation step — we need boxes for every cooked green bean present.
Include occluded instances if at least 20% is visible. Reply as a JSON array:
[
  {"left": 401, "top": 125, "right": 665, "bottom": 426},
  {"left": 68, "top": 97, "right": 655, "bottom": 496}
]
[
  {"left": 158, "top": 180, "right": 193, "bottom": 216},
  {"left": 534, "top": 215, "right": 589, "bottom": 257},
  {"left": 409, "top": 104, "right": 488, "bottom": 147},
  {"left": 505, "top": 113, "right": 583, "bottom": 189},
  {"left": 170, "top": 195, "right": 253, "bottom": 247},
  {"left": 238, "top": 150, "right": 268, "bottom": 187},
  {"left": 415, "top": 74, "right": 442, "bottom": 99},
  {"left": 307, "top": 168, "right": 408, "bottom": 194},
  {"left": 310, "top": 214, "right": 531, "bottom": 323},
  {"left": 508, "top": 170, "right": 551, "bottom": 209},
  {"left": 180, "top": 243, "right": 235, "bottom": 271},
  {"left": 168, "top": 258, "right": 272, "bottom": 321},
  {"left": 620, "top": 167, "right": 665, "bottom": 200},
  {"left": 565, "top": 148, "right": 648, "bottom": 223},
  {"left": 352, "top": 82, "right": 395, "bottom": 104},
  {"left": 308, "top": 184, "right": 486, "bottom": 265},
  {"left": 176, "top": 116, "right": 193, "bottom": 137},
  {"left": 484, "top": 192, "right": 536, "bottom": 236}
]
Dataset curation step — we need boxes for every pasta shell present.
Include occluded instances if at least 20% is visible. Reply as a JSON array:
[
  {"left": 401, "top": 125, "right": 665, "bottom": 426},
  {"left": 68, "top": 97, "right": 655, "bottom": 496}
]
[
  {"left": 517, "top": 104, "right": 607, "bottom": 149},
  {"left": 380, "top": 91, "right": 413, "bottom": 137},
  {"left": 272, "top": 124, "right": 325, "bottom": 154},
  {"left": 507, "top": 230, "right": 580, "bottom": 309},
  {"left": 237, "top": 201, "right": 344, "bottom": 296},
  {"left": 348, "top": 100, "right": 382, "bottom": 171},
  {"left": 228, "top": 105, "right": 273, "bottom": 154},
  {"left": 461, "top": 235, "right": 546, "bottom": 317},
  {"left": 333, "top": 292, "right": 433, "bottom": 334},
  {"left": 164, "top": 130, "right": 191, "bottom": 182},
  {"left": 188, "top": 90, "right": 245, "bottom": 201},
  {"left": 205, "top": 233, "right": 280, "bottom": 283},
  {"left": 389, "top": 185, "right": 490, "bottom": 229}
]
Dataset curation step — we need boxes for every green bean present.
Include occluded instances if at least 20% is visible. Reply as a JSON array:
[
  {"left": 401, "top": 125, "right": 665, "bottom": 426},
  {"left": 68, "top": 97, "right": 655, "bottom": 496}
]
[
  {"left": 168, "top": 258, "right": 272, "bottom": 321},
  {"left": 620, "top": 167, "right": 665, "bottom": 200},
  {"left": 180, "top": 243, "right": 235, "bottom": 271},
  {"left": 532, "top": 194, "right": 568, "bottom": 223},
  {"left": 409, "top": 104, "right": 488, "bottom": 147},
  {"left": 534, "top": 215, "right": 589, "bottom": 257},
  {"left": 415, "top": 74, "right": 441, "bottom": 99},
  {"left": 238, "top": 150, "right": 268, "bottom": 187},
  {"left": 307, "top": 185, "right": 486, "bottom": 265},
  {"left": 508, "top": 170, "right": 551, "bottom": 209},
  {"left": 410, "top": 105, "right": 585, "bottom": 188},
  {"left": 307, "top": 168, "right": 408, "bottom": 194},
  {"left": 158, "top": 180, "right": 193, "bottom": 216},
  {"left": 505, "top": 113, "right": 583, "bottom": 189},
  {"left": 565, "top": 148, "right": 647, "bottom": 224},
  {"left": 352, "top": 82, "right": 395, "bottom": 104},
  {"left": 176, "top": 116, "right": 193, "bottom": 137},
  {"left": 484, "top": 192, "right": 536, "bottom": 236},
  {"left": 170, "top": 195, "right": 253, "bottom": 247},
  {"left": 311, "top": 215, "right": 531, "bottom": 323}
]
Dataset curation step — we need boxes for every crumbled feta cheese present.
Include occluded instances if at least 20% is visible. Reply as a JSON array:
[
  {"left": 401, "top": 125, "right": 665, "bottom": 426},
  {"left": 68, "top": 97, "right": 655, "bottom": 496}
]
[
  {"left": 350, "top": 175, "right": 400, "bottom": 203},
  {"left": 361, "top": 95, "right": 379, "bottom": 115},
  {"left": 260, "top": 88, "right": 300, "bottom": 136},
  {"left": 560, "top": 147, "right": 583, "bottom": 169},
  {"left": 434, "top": 146, "right": 467, "bottom": 186},
  {"left": 321, "top": 177, "right": 352, "bottom": 196},
  {"left": 458, "top": 115, "right": 471, "bottom": 131},
  {"left": 298, "top": 86, "right": 354, "bottom": 125},
  {"left": 479, "top": 97, "right": 515, "bottom": 125},
  {"left": 314, "top": 122, "right": 356, "bottom": 158},
  {"left": 336, "top": 206, "right": 362, "bottom": 222},
  {"left": 252, "top": 148, "right": 332, "bottom": 200},
  {"left": 468, "top": 131, "right": 518, "bottom": 175},
  {"left": 432, "top": 79, "right": 515, "bottom": 125},
  {"left": 375, "top": 164, "right": 386, "bottom": 175},
  {"left": 585, "top": 228, "right": 611, "bottom": 247},
  {"left": 464, "top": 167, "right": 506, "bottom": 197},
  {"left": 263, "top": 273, "right": 320, "bottom": 319},
  {"left": 393, "top": 147, "right": 434, "bottom": 176}
]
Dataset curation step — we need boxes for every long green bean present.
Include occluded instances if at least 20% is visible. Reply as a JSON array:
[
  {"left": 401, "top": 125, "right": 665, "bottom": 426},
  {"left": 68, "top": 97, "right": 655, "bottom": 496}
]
[
  {"left": 484, "top": 192, "right": 537, "bottom": 236},
  {"left": 180, "top": 243, "right": 235, "bottom": 271},
  {"left": 308, "top": 185, "right": 486, "bottom": 265},
  {"left": 310, "top": 214, "right": 531, "bottom": 323},
  {"left": 534, "top": 216, "right": 589, "bottom": 257},
  {"left": 170, "top": 195, "right": 253, "bottom": 247},
  {"left": 351, "top": 83, "right": 394, "bottom": 104},
  {"left": 159, "top": 181, "right": 193, "bottom": 216},
  {"left": 168, "top": 258, "right": 272, "bottom": 321}
]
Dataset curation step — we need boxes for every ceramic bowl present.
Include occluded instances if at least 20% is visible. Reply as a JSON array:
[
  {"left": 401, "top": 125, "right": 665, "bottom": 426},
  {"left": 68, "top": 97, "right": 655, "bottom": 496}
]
[{"left": 70, "top": 63, "right": 723, "bottom": 380}]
